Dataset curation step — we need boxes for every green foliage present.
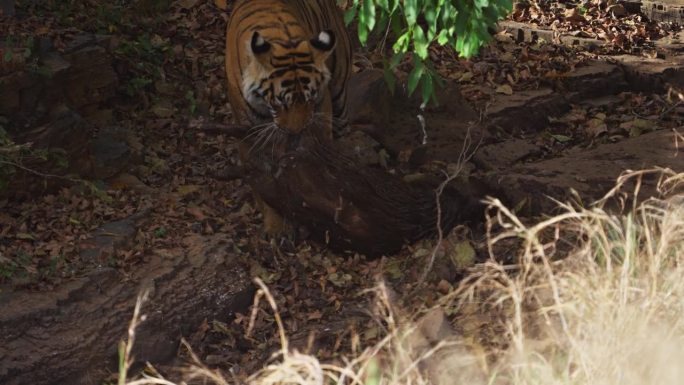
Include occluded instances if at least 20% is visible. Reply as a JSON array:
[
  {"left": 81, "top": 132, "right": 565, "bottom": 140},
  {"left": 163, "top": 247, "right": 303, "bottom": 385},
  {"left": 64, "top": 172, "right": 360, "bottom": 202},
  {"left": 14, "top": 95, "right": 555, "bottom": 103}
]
[
  {"left": 0, "top": 126, "right": 21, "bottom": 191},
  {"left": 0, "top": 122, "right": 74, "bottom": 191},
  {"left": 115, "top": 33, "right": 170, "bottom": 98},
  {"left": 2, "top": 34, "right": 37, "bottom": 73},
  {"left": 185, "top": 90, "right": 198, "bottom": 116},
  {"left": 344, "top": 0, "right": 512, "bottom": 105},
  {"left": 20, "top": 1, "right": 171, "bottom": 99},
  {"left": 154, "top": 227, "right": 168, "bottom": 238}
]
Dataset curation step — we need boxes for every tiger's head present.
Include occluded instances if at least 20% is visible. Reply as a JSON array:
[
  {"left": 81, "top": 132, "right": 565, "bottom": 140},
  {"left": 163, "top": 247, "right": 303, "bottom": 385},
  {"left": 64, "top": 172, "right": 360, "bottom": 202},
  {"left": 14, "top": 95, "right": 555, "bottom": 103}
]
[{"left": 242, "top": 29, "right": 336, "bottom": 135}]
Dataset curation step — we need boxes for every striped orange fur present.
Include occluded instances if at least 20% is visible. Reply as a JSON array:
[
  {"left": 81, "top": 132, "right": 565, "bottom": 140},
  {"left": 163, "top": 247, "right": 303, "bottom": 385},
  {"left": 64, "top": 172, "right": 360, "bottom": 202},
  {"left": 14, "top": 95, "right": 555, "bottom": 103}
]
[{"left": 225, "top": 0, "right": 351, "bottom": 137}]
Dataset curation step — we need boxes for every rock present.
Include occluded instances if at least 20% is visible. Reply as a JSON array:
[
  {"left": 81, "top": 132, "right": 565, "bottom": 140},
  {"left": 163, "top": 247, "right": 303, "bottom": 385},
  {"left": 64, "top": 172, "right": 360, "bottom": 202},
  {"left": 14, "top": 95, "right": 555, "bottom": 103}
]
[
  {"left": 613, "top": 54, "right": 684, "bottom": 92},
  {"left": 562, "top": 60, "right": 628, "bottom": 101},
  {"left": 79, "top": 212, "right": 146, "bottom": 262},
  {"left": 61, "top": 45, "right": 118, "bottom": 115},
  {"left": 41, "top": 52, "right": 72, "bottom": 78},
  {"left": 485, "top": 61, "right": 632, "bottom": 136},
  {"left": 642, "top": 0, "right": 684, "bottom": 24},
  {"left": 486, "top": 88, "right": 568, "bottom": 135},
  {"left": 473, "top": 139, "right": 541, "bottom": 171},
  {"left": 0, "top": 109, "right": 137, "bottom": 199},
  {"left": 0, "top": 32, "right": 117, "bottom": 131},
  {"left": 4, "top": 109, "right": 93, "bottom": 199},
  {"left": 485, "top": 130, "right": 683, "bottom": 215},
  {"left": 87, "top": 126, "right": 135, "bottom": 179},
  {"left": 498, "top": 21, "right": 604, "bottom": 49}
]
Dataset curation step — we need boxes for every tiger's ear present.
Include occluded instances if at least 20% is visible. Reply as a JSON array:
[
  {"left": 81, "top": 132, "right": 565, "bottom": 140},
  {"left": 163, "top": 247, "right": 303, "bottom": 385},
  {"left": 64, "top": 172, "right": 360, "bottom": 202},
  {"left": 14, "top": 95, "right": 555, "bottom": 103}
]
[
  {"left": 310, "top": 30, "right": 336, "bottom": 58},
  {"left": 250, "top": 31, "right": 271, "bottom": 55}
]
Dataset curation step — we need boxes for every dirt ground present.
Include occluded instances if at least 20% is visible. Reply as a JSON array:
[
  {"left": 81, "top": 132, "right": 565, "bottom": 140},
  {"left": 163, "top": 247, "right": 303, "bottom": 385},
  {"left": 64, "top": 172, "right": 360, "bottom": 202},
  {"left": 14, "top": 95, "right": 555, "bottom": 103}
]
[{"left": 0, "top": 1, "right": 683, "bottom": 384}]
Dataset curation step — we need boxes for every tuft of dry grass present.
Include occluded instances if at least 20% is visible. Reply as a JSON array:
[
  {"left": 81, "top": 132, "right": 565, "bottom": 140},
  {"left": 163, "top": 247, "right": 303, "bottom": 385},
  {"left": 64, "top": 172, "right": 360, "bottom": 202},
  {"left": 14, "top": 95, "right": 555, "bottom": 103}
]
[{"left": 122, "top": 169, "right": 684, "bottom": 385}]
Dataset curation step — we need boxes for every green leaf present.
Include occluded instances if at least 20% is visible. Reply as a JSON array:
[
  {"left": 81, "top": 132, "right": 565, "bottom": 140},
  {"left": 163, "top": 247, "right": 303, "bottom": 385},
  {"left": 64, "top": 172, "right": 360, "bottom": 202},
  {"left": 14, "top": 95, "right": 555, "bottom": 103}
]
[
  {"left": 407, "top": 57, "right": 424, "bottom": 95},
  {"left": 377, "top": 0, "right": 389, "bottom": 12},
  {"left": 390, "top": 9, "right": 403, "bottom": 36},
  {"left": 357, "top": 20, "right": 369, "bottom": 45},
  {"left": 454, "top": 8, "right": 469, "bottom": 37},
  {"left": 437, "top": 29, "right": 449, "bottom": 45},
  {"left": 413, "top": 25, "right": 429, "bottom": 60},
  {"left": 343, "top": 4, "right": 357, "bottom": 26},
  {"left": 347, "top": 0, "right": 513, "bottom": 102},
  {"left": 424, "top": 2, "right": 438, "bottom": 37},
  {"left": 421, "top": 73, "right": 434, "bottom": 107},
  {"left": 392, "top": 31, "right": 411, "bottom": 53},
  {"left": 361, "top": 0, "right": 376, "bottom": 31},
  {"left": 389, "top": 51, "right": 406, "bottom": 68},
  {"left": 404, "top": 0, "right": 418, "bottom": 25}
]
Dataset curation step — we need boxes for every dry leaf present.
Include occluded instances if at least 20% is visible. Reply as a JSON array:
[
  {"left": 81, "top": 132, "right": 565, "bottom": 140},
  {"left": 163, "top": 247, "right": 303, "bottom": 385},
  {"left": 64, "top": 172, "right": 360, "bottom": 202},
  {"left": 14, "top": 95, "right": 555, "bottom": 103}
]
[
  {"left": 564, "top": 8, "right": 587, "bottom": 24},
  {"left": 177, "top": 185, "right": 200, "bottom": 196},
  {"left": 495, "top": 84, "right": 514, "bottom": 95},
  {"left": 587, "top": 118, "right": 608, "bottom": 137},
  {"left": 448, "top": 241, "right": 476, "bottom": 269}
]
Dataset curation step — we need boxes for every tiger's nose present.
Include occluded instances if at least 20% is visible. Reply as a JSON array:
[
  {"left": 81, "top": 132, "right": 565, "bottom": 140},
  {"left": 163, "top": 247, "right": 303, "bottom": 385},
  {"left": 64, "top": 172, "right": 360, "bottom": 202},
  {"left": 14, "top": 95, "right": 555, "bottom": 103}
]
[{"left": 276, "top": 102, "right": 313, "bottom": 135}]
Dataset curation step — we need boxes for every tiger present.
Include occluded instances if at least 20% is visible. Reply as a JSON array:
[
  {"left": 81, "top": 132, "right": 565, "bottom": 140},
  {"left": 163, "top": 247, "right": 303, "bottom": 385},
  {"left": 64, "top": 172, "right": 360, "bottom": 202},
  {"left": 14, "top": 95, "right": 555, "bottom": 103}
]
[
  {"left": 225, "top": 0, "right": 351, "bottom": 137},
  {"left": 224, "top": 0, "right": 352, "bottom": 236}
]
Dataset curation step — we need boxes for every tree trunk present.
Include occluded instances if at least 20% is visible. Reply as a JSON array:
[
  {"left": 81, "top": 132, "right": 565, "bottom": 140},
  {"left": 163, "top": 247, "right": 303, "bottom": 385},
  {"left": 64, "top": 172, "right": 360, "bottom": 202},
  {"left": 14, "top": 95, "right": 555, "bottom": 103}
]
[{"left": 0, "top": 222, "right": 254, "bottom": 385}]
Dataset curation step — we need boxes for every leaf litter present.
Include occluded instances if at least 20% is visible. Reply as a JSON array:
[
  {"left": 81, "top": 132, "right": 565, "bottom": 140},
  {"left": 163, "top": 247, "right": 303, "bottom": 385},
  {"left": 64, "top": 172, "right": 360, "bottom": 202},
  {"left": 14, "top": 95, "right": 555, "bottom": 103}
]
[{"left": 1, "top": 0, "right": 683, "bottom": 382}]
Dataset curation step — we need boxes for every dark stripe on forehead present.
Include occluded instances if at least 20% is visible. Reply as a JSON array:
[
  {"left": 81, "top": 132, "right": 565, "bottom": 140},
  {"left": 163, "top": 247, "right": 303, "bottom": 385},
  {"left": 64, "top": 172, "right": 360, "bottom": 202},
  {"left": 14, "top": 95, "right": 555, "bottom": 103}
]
[
  {"left": 271, "top": 59, "right": 314, "bottom": 68},
  {"left": 267, "top": 39, "right": 304, "bottom": 49},
  {"left": 271, "top": 52, "right": 311, "bottom": 60},
  {"left": 237, "top": 5, "right": 285, "bottom": 22},
  {"left": 268, "top": 65, "right": 318, "bottom": 79}
]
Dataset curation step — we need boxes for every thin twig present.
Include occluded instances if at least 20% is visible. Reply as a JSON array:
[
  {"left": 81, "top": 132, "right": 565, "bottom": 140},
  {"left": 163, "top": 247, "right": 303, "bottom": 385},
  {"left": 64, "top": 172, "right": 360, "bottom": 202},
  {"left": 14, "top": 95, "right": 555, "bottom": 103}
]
[
  {"left": 419, "top": 110, "right": 486, "bottom": 284},
  {"left": 119, "top": 290, "right": 150, "bottom": 385},
  {"left": 0, "top": 160, "right": 82, "bottom": 184}
]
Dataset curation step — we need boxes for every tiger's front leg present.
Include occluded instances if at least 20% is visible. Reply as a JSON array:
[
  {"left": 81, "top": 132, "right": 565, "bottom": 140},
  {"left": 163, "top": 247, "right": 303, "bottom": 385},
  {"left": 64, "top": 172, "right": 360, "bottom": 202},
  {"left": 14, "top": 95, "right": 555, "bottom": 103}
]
[
  {"left": 252, "top": 192, "right": 295, "bottom": 241},
  {"left": 238, "top": 140, "right": 296, "bottom": 244}
]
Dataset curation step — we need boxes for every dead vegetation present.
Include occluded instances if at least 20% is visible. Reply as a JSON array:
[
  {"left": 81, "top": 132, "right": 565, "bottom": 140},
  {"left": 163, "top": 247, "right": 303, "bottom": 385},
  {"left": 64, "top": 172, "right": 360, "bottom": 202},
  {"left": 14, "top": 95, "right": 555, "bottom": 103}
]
[{"left": 118, "top": 169, "right": 684, "bottom": 385}]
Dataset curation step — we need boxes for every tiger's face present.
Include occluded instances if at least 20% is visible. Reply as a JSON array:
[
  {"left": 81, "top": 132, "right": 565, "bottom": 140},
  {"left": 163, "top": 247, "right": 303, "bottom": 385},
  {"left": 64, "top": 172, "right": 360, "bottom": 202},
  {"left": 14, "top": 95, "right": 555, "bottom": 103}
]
[{"left": 242, "top": 30, "right": 336, "bottom": 135}]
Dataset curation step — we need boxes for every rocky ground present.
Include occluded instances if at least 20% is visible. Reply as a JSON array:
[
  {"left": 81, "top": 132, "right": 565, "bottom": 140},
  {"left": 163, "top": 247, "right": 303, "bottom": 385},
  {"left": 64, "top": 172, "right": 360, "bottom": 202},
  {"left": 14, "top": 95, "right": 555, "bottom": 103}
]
[{"left": 0, "top": 1, "right": 683, "bottom": 384}]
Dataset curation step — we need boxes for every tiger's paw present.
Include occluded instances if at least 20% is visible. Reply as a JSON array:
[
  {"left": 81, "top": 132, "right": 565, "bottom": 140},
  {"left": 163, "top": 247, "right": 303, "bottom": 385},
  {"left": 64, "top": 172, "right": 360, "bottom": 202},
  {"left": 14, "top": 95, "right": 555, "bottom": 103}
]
[{"left": 262, "top": 209, "right": 297, "bottom": 246}]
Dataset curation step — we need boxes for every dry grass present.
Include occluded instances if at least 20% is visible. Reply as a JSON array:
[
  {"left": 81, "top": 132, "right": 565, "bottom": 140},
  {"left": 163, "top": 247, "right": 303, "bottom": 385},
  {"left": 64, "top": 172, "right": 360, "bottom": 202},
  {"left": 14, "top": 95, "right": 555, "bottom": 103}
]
[{"left": 122, "top": 168, "right": 684, "bottom": 385}]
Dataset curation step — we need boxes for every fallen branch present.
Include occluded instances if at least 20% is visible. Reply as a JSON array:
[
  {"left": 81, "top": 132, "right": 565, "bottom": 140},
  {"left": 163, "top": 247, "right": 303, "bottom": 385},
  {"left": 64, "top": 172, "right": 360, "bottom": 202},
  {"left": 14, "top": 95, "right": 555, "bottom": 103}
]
[{"left": 189, "top": 120, "right": 250, "bottom": 138}]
